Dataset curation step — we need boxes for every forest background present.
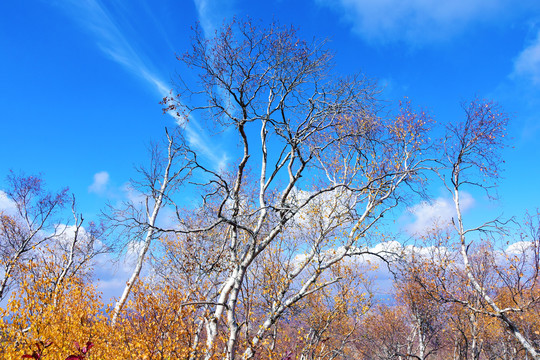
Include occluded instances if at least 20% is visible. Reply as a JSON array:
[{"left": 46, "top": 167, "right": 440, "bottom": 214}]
[{"left": 1, "top": 1, "right": 540, "bottom": 359}]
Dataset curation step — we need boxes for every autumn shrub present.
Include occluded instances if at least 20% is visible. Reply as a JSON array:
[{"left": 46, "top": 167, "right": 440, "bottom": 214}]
[
  {"left": 0, "top": 259, "right": 106, "bottom": 360},
  {"left": 110, "top": 280, "right": 198, "bottom": 359}
]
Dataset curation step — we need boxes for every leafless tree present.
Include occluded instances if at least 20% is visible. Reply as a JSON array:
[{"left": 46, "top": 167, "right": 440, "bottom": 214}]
[
  {"left": 438, "top": 99, "right": 540, "bottom": 359},
  {"left": 0, "top": 172, "right": 106, "bottom": 340},
  {"left": 107, "top": 128, "right": 194, "bottom": 325},
  {"left": 0, "top": 171, "right": 68, "bottom": 300},
  {"left": 156, "top": 19, "right": 433, "bottom": 360}
]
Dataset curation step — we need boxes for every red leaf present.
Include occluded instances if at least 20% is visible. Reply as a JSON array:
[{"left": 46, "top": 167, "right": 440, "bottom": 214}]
[
  {"left": 22, "top": 351, "right": 40, "bottom": 359},
  {"left": 81, "top": 341, "right": 93, "bottom": 354}
]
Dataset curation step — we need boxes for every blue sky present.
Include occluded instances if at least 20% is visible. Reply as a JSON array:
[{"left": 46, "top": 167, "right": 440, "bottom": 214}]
[{"left": 1, "top": 0, "right": 540, "bottom": 236}]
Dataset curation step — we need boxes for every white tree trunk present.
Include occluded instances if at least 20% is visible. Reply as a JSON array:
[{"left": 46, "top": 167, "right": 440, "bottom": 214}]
[{"left": 454, "top": 188, "right": 540, "bottom": 360}]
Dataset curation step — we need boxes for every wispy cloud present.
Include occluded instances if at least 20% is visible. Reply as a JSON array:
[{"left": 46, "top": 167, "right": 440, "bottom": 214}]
[
  {"left": 58, "top": 0, "right": 227, "bottom": 169},
  {"left": 513, "top": 30, "right": 540, "bottom": 85},
  {"left": 181, "top": 113, "right": 229, "bottom": 170},
  {"left": 88, "top": 171, "right": 110, "bottom": 195},
  {"left": 193, "top": 0, "right": 236, "bottom": 38},
  {"left": 316, "top": 0, "right": 537, "bottom": 45},
  {"left": 60, "top": 0, "right": 168, "bottom": 97},
  {"left": 188, "top": 0, "right": 236, "bottom": 170}
]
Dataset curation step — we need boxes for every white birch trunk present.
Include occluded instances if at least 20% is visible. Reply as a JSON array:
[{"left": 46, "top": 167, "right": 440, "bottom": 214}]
[
  {"left": 111, "top": 134, "right": 177, "bottom": 325},
  {"left": 454, "top": 187, "right": 540, "bottom": 360},
  {"left": 111, "top": 190, "right": 164, "bottom": 325}
]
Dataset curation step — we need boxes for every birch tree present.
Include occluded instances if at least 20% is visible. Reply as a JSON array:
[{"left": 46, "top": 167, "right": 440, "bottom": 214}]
[
  {"left": 108, "top": 128, "right": 194, "bottom": 325},
  {"left": 159, "top": 19, "right": 432, "bottom": 360},
  {"left": 40, "top": 198, "right": 106, "bottom": 307},
  {"left": 0, "top": 172, "right": 69, "bottom": 301},
  {"left": 439, "top": 99, "right": 540, "bottom": 359}
]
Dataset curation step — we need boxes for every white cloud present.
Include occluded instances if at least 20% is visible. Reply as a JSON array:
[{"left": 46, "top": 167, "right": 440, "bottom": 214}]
[
  {"left": 59, "top": 0, "right": 171, "bottom": 98},
  {"left": 513, "top": 31, "right": 540, "bottom": 85},
  {"left": 50, "top": 224, "right": 103, "bottom": 249},
  {"left": 88, "top": 171, "right": 110, "bottom": 195},
  {"left": 0, "top": 191, "right": 17, "bottom": 214},
  {"left": 121, "top": 182, "right": 145, "bottom": 205},
  {"left": 506, "top": 241, "right": 534, "bottom": 256},
  {"left": 316, "top": 0, "right": 536, "bottom": 45},
  {"left": 182, "top": 113, "right": 230, "bottom": 169},
  {"left": 93, "top": 252, "right": 133, "bottom": 302},
  {"left": 193, "top": 0, "right": 236, "bottom": 39},
  {"left": 404, "top": 192, "right": 475, "bottom": 236},
  {"left": 289, "top": 187, "right": 356, "bottom": 230},
  {"left": 58, "top": 0, "right": 228, "bottom": 171}
]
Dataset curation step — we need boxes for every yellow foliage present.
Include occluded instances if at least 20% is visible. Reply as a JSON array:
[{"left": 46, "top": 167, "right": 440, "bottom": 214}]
[{"left": 0, "top": 256, "right": 198, "bottom": 360}]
